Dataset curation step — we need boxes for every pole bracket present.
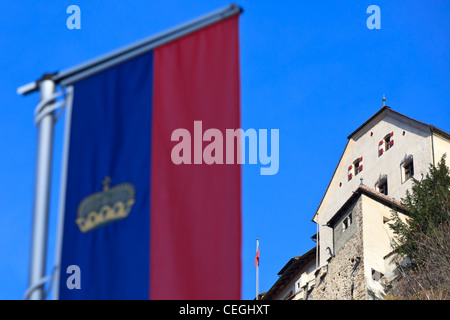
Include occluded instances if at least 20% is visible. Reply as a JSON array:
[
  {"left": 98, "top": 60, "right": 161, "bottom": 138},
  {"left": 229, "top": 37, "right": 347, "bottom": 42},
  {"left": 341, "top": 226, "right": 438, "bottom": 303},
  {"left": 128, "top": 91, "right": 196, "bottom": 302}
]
[
  {"left": 23, "top": 266, "right": 59, "bottom": 300},
  {"left": 34, "top": 86, "right": 73, "bottom": 125}
]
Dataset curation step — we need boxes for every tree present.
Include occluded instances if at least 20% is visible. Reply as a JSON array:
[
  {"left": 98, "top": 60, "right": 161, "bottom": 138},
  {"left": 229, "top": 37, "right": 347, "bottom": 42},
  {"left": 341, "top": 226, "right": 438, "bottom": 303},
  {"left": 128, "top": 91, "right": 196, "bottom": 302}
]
[{"left": 388, "top": 154, "right": 450, "bottom": 300}]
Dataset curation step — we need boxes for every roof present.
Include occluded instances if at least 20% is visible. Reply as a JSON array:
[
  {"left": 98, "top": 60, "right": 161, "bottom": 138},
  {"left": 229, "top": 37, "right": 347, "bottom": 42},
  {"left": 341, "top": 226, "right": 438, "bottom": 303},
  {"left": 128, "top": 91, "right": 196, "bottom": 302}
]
[
  {"left": 326, "top": 184, "right": 407, "bottom": 227},
  {"left": 347, "top": 106, "right": 450, "bottom": 141},
  {"left": 262, "top": 247, "right": 316, "bottom": 300},
  {"left": 313, "top": 105, "right": 450, "bottom": 222}
]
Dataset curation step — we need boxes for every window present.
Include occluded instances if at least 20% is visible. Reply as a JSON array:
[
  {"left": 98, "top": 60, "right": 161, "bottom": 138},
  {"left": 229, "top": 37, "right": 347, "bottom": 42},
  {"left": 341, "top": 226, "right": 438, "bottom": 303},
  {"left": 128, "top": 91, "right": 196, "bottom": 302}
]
[
  {"left": 348, "top": 157, "right": 363, "bottom": 181},
  {"left": 371, "top": 269, "right": 384, "bottom": 281},
  {"left": 353, "top": 157, "right": 363, "bottom": 176},
  {"left": 377, "top": 178, "right": 388, "bottom": 195},
  {"left": 404, "top": 160, "right": 414, "bottom": 180},
  {"left": 384, "top": 132, "right": 394, "bottom": 151},
  {"left": 378, "top": 132, "right": 394, "bottom": 156},
  {"left": 343, "top": 213, "right": 353, "bottom": 231}
]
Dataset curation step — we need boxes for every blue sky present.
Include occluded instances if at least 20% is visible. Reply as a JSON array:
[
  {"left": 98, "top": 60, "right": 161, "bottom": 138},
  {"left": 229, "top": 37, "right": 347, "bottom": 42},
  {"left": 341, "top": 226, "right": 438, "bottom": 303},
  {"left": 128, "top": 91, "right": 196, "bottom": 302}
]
[{"left": 0, "top": 1, "right": 449, "bottom": 300}]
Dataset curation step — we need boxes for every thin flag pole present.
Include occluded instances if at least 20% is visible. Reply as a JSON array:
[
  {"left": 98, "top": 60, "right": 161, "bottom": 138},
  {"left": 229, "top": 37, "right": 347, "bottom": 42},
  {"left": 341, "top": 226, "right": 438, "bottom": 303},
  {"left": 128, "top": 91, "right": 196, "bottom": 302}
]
[
  {"left": 52, "top": 86, "right": 74, "bottom": 300},
  {"left": 256, "top": 238, "right": 259, "bottom": 300}
]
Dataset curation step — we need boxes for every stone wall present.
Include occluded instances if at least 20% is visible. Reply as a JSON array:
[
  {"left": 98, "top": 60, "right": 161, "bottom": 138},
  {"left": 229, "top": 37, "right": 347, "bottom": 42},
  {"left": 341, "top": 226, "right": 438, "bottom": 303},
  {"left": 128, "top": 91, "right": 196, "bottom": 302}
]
[{"left": 307, "top": 197, "right": 367, "bottom": 300}]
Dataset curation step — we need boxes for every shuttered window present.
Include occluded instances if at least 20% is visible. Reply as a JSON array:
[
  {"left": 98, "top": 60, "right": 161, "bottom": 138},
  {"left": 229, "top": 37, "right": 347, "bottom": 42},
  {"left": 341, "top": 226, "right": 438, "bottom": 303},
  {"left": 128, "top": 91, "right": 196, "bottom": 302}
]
[{"left": 379, "top": 131, "right": 394, "bottom": 156}]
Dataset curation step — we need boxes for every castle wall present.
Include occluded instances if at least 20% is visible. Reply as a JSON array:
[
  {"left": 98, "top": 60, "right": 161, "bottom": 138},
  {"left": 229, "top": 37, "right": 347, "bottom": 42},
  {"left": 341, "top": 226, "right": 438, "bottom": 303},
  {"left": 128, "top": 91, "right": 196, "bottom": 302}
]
[
  {"left": 316, "top": 113, "right": 435, "bottom": 267},
  {"left": 361, "top": 194, "right": 399, "bottom": 298},
  {"left": 307, "top": 196, "right": 366, "bottom": 300}
]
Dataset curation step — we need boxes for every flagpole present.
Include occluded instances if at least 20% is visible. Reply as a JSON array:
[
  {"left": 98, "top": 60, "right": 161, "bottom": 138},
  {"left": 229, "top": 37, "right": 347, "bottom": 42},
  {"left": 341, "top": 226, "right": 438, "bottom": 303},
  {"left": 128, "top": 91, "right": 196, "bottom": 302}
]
[
  {"left": 27, "top": 75, "right": 56, "bottom": 299},
  {"left": 16, "top": 4, "right": 242, "bottom": 95},
  {"left": 256, "top": 238, "right": 259, "bottom": 300}
]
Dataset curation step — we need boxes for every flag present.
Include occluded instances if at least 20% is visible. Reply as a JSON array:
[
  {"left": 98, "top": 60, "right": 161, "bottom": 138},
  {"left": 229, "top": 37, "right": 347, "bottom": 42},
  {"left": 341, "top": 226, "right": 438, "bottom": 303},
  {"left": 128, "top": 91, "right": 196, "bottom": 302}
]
[
  {"left": 255, "top": 239, "right": 259, "bottom": 268},
  {"left": 58, "top": 14, "right": 241, "bottom": 300}
]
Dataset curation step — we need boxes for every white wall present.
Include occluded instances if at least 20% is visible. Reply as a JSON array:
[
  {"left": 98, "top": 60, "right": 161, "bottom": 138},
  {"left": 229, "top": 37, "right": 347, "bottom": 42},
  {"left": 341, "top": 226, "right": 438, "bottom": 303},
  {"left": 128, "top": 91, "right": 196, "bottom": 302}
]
[
  {"left": 361, "top": 194, "right": 408, "bottom": 298},
  {"left": 433, "top": 132, "right": 450, "bottom": 165}
]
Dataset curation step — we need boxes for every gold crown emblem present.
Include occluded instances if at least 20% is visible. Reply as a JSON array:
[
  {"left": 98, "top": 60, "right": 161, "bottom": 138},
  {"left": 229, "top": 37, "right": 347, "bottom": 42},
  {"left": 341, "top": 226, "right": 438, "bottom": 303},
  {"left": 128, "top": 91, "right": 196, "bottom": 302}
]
[{"left": 76, "top": 176, "right": 135, "bottom": 233}]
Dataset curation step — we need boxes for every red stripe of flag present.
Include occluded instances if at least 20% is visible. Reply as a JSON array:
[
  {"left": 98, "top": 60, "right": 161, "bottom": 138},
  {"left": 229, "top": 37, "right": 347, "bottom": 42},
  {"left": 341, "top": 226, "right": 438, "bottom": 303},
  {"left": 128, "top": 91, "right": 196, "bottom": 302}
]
[
  {"left": 255, "top": 249, "right": 260, "bottom": 268},
  {"left": 150, "top": 15, "right": 241, "bottom": 300}
]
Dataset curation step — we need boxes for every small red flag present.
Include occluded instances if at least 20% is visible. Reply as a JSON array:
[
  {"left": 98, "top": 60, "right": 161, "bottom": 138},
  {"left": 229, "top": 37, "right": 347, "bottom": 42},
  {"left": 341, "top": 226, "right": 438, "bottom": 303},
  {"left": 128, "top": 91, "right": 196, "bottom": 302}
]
[{"left": 255, "top": 238, "right": 260, "bottom": 267}]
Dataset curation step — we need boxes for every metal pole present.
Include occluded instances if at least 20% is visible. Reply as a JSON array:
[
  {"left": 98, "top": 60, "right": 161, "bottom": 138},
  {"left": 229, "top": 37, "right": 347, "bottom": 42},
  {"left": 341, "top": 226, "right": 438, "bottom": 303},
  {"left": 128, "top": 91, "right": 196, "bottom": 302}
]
[
  {"left": 256, "top": 262, "right": 259, "bottom": 300},
  {"left": 256, "top": 238, "right": 259, "bottom": 300},
  {"left": 28, "top": 77, "right": 56, "bottom": 300},
  {"left": 52, "top": 86, "right": 74, "bottom": 300},
  {"left": 17, "top": 4, "right": 242, "bottom": 95}
]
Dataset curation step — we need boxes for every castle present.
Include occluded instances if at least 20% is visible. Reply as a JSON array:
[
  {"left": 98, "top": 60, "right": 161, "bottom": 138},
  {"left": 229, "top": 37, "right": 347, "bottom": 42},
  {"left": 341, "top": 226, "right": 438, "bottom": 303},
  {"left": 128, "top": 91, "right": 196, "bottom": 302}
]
[{"left": 262, "top": 104, "right": 450, "bottom": 300}]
